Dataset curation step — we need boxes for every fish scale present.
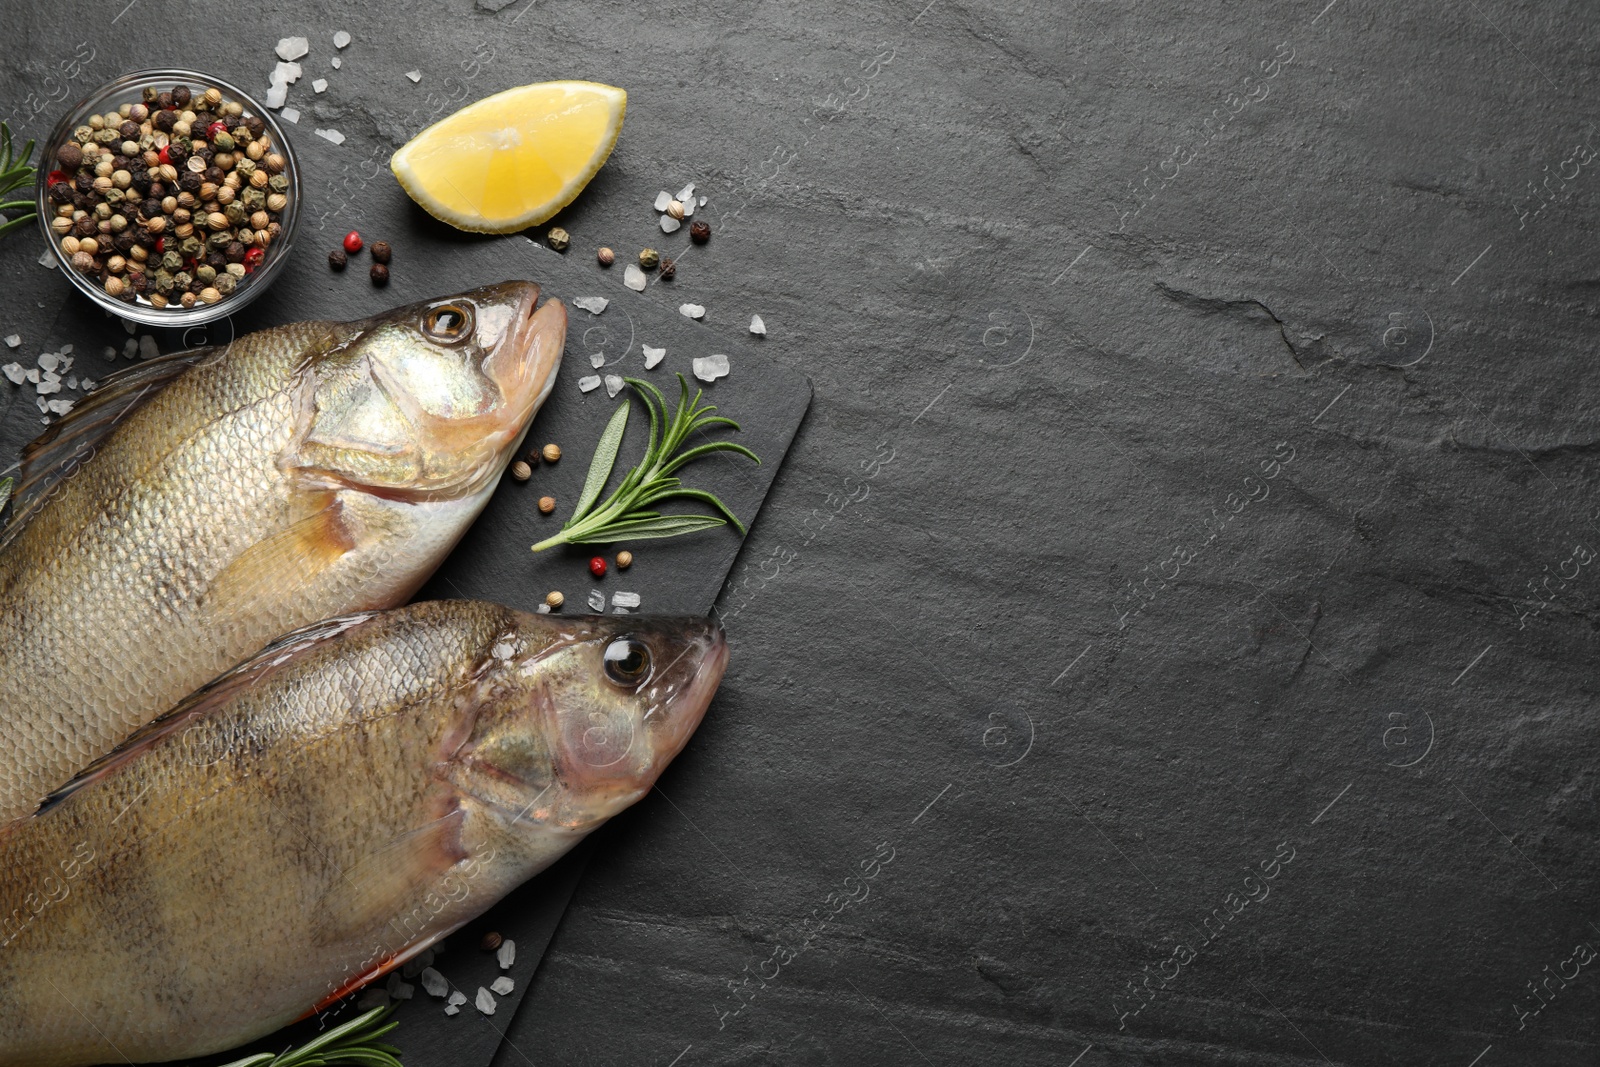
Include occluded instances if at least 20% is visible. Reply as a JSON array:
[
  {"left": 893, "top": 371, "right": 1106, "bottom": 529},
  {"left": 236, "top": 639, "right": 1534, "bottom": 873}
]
[
  {"left": 0, "top": 600, "right": 725, "bottom": 1066},
  {"left": 0, "top": 284, "right": 566, "bottom": 823}
]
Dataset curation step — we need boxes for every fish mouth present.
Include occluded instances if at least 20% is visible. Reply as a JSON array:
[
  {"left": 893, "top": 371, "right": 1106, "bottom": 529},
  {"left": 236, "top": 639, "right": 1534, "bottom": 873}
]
[
  {"left": 652, "top": 617, "right": 728, "bottom": 764},
  {"left": 483, "top": 281, "right": 566, "bottom": 432}
]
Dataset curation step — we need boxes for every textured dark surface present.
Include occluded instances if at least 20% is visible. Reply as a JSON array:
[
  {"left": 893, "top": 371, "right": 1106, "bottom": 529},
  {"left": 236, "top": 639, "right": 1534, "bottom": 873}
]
[{"left": 3, "top": 1, "right": 1600, "bottom": 1065}]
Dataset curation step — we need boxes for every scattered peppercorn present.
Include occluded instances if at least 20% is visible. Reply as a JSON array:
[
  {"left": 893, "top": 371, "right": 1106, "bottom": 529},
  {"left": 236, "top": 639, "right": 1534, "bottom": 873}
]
[
  {"left": 343, "top": 230, "right": 363, "bottom": 254},
  {"left": 616, "top": 550, "right": 633, "bottom": 570},
  {"left": 658, "top": 257, "right": 676, "bottom": 280},
  {"left": 638, "top": 248, "right": 660, "bottom": 270},
  {"left": 481, "top": 931, "right": 503, "bottom": 952},
  {"left": 370, "top": 263, "right": 389, "bottom": 286},
  {"left": 327, "top": 248, "right": 347, "bottom": 271},
  {"left": 666, "top": 199, "right": 685, "bottom": 220},
  {"left": 546, "top": 227, "right": 570, "bottom": 252},
  {"left": 370, "top": 240, "right": 392, "bottom": 264},
  {"left": 589, "top": 556, "right": 607, "bottom": 578},
  {"left": 596, "top": 246, "right": 615, "bottom": 266},
  {"left": 511, "top": 460, "right": 532, "bottom": 482},
  {"left": 538, "top": 495, "right": 556, "bottom": 514},
  {"left": 541, "top": 443, "right": 561, "bottom": 463},
  {"left": 545, "top": 591, "right": 564, "bottom": 609},
  {"left": 689, "top": 220, "right": 710, "bottom": 244}
]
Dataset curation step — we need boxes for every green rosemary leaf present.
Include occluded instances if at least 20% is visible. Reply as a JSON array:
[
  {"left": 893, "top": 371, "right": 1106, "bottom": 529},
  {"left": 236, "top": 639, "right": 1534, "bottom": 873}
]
[
  {"left": 0, "top": 215, "right": 35, "bottom": 240},
  {"left": 568, "top": 398, "right": 630, "bottom": 525},
  {"left": 634, "top": 486, "right": 748, "bottom": 532},
  {"left": 659, "top": 441, "right": 762, "bottom": 479},
  {"left": 211, "top": 1007, "right": 400, "bottom": 1067},
  {"left": 563, "top": 513, "right": 730, "bottom": 543}
]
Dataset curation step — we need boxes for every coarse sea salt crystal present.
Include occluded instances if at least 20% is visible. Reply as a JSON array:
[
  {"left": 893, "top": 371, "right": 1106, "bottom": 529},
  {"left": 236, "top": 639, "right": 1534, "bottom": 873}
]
[
  {"left": 589, "top": 352, "right": 605, "bottom": 369},
  {"left": 265, "top": 82, "right": 288, "bottom": 109},
  {"left": 572, "top": 296, "right": 609, "bottom": 315},
  {"left": 139, "top": 336, "right": 160, "bottom": 360},
  {"left": 604, "top": 374, "right": 624, "bottom": 398},
  {"left": 653, "top": 190, "right": 672, "bottom": 211},
  {"left": 676, "top": 182, "right": 696, "bottom": 202},
  {"left": 313, "top": 79, "right": 328, "bottom": 94},
  {"left": 316, "top": 128, "right": 346, "bottom": 145},
  {"left": 0, "top": 364, "right": 22, "bottom": 384},
  {"left": 34, "top": 397, "right": 46, "bottom": 413},
  {"left": 447, "top": 990, "right": 467, "bottom": 1007},
  {"left": 4, "top": 335, "right": 18, "bottom": 348},
  {"left": 679, "top": 303, "right": 705, "bottom": 320},
  {"left": 81, "top": 379, "right": 96, "bottom": 391},
  {"left": 612, "top": 591, "right": 641, "bottom": 609},
  {"left": 275, "top": 61, "right": 302, "bottom": 84},
  {"left": 406, "top": 70, "right": 423, "bottom": 83},
  {"left": 66, "top": 377, "right": 77, "bottom": 390},
  {"left": 491, "top": 976, "right": 515, "bottom": 995},
  {"left": 444, "top": 1004, "right": 461, "bottom": 1016},
  {"left": 498, "top": 939, "right": 516, "bottom": 969},
  {"left": 38, "top": 250, "right": 56, "bottom": 269},
  {"left": 331, "top": 56, "right": 342, "bottom": 69},
  {"left": 48, "top": 399, "right": 74, "bottom": 415},
  {"left": 476, "top": 988, "right": 496, "bottom": 1015},
  {"left": 692, "top": 354, "right": 729, "bottom": 382},
  {"left": 122, "top": 338, "right": 138, "bottom": 359},
  {"left": 24, "top": 368, "right": 38, "bottom": 384},
  {"left": 587, "top": 589, "right": 605, "bottom": 611},
  {"left": 420, "top": 968, "right": 448, "bottom": 998},
  {"left": 660, "top": 215, "right": 681, "bottom": 234},
  {"left": 334, "top": 30, "right": 352, "bottom": 48},
  {"left": 59, "top": 344, "right": 71, "bottom": 356},
  {"left": 386, "top": 973, "right": 414, "bottom": 1000},
  {"left": 536, "top": 603, "right": 551, "bottom": 614},
  {"left": 281, "top": 108, "right": 300, "bottom": 124},
  {"left": 642, "top": 345, "right": 665, "bottom": 369},
  {"left": 623, "top": 264, "right": 646, "bottom": 292},
  {"left": 699, "top": 195, "right": 707, "bottom": 206},
  {"left": 749, "top": 314, "right": 766, "bottom": 335},
  {"left": 578, "top": 374, "right": 602, "bottom": 393},
  {"left": 276, "top": 36, "right": 309, "bottom": 61},
  {"left": 681, "top": 197, "right": 694, "bottom": 218},
  {"left": 39, "top": 353, "right": 59, "bottom": 373}
]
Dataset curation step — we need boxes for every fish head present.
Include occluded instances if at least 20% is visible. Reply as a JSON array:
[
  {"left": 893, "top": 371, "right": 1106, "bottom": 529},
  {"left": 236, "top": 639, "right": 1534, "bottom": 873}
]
[
  {"left": 451, "top": 614, "right": 728, "bottom": 835},
  {"left": 292, "top": 281, "right": 566, "bottom": 498}
]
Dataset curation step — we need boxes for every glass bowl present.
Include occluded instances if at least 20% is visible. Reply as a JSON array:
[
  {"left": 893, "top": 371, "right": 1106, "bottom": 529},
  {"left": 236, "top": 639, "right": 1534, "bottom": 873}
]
[{"left": 34, "top": 68, "right": 301, "bottom": 328}]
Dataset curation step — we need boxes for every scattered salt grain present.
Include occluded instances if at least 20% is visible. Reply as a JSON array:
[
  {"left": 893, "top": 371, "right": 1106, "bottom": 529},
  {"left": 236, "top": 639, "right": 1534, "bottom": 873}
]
[
  {"left": 623, "top": 264, "right": 646, "bottom": 292},
  {"left": 275, "top": 36, "right": 309, "bottom": 61},
  {"left": 47, "top": 399, "right": 74, "bottom": 415},
  {"left": 421, "top": 968, "right": 448, "bottom": 998},
  {"left": 34, "top": 397, "right": 46, "bottom": 413},
  {"left": 38, "top": 249, "right": 56, "bottom": 269},
  {"left": 386, "top": 973, "right": 414, "bottom": 1000},
  {"left": 612, "top": 591, "right": 641, "bottom": 609},
  {"left": 491, "top": 976, "right": 515, "bottom": 995},
  {"left": 331, "top": 57, "right": 342, "bottom": 69},
  {"left": 699, "top": 196, "right": 707, "bottom": 206},
  {"left": 316, "top": 128, "right": 346, "bottom": 145},
  {"left": 653, "top": 190, "right": 672, "bottom": 211},
  {"left": 313, "top": 79, "right": 328, "bottom": 94},
  {"left": 676, "top": 182, "right": 696, "bottom": 203},
  {"left": 274, "top": 61, "right": 303, "bottom": 85},
  {"left": 536, "top": 602, "right": 551, "bottom": 614},
  {"left": 681, "top": 197, "right": 695, "bottom": 218},
  {"left": 406, "top": 70, "right": 423, "bottom": 83},
  {"left": 59, "top": 345, "right": 72, "bottom": 356},
  {"left": 692, "top": 354, "right": 729, "bottom": 382},
  {"left": 66, "top": 377, "right": 77, "bottom": 390},
  {"left": 334, "top": 29, "right": 352, "bottom": 48},
  {"left": 679, "top": 303, "right": 706, "bottom": 320},
  {"left": 38, "top": 353, "right": 58, "bottom": 373},
  {"left": 572, "top": 296, "right": 609, "bottom": 315},
  {"left": 122, "top": 338, "right": 138, "bottom": 359},
  {"left": 81, "top": 380, "right": 96, "bottom": 391},
  {"left": 642, "top": 345, "right": 665, "bottom": 369},
  {"left": 578, "top": 374, "right": 602, "bottom": 393},
  {"left": 587, "top": 589, "right": 605, "bottom": 611},
  {"left": 139, "top": 335, "right": 160, "bottom": 360},
  {"left": 444, "top": 1005, "right": 461, "bottom": 1016},
  {"left": 660, "top": 215, "right": 682, "bottom": 234},
  {"left": 123, "top": 318, "right": 137, "bottom": 335},
  {"left": 281, "top": 108, "right": 300, "bottom": 124},
  {"left": 24, "top": 368, "right": 39, "bottom": 383},
  {"left": 265, "top": 82, "right": 288, "bottom": 109},
  {"left": 475, "top": 987, "right": 496, "bottom": 1015},
  {"left": 1, "top": 365, "right": 22, "bottom": 385},
  {"left": 497, "top": 938, "right": 516, "bottom": 969},
  {"left": 749, "top": 314, "right": 766, "bottom": 336},
  {"left": 604, "top": 374, "right": 624, "bottom": 398},
  {"left": 589, "top": 351, "right": 608, "bottom": 369},
  {"left": 447, "top": 990, "right": 467, "bottom": 1007},
  {"left": 3, "top": 335, "right": 18, "bottom": 348}
]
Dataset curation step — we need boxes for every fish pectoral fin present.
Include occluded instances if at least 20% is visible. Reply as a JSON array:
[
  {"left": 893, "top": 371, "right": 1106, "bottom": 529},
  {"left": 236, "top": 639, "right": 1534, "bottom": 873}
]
[
  {"left": 204, "top": 496, "right": 362, "bottom": 620},
  {"left": 2, "top": 346, "right": 221, "bottom": 548},
  {"left": 312, "top": 810, "right": 471, "bottom": 946}
]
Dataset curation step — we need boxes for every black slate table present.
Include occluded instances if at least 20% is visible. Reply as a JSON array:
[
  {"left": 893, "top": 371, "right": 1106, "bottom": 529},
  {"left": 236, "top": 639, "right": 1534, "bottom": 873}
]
[{"left": 4, "top": 2, "right": 1600, "bottom": 1065}]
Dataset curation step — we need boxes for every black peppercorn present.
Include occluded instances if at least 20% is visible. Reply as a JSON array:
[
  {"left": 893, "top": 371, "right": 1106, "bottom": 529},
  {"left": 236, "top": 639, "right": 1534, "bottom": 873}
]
[
  {"left": 191, "top": 143, "right": 212, "bottom": 163},
  {"left": 206, "top": 251, "right": 228, "bottom": 270},
  {"left": 74, "top": 217, "right": 96, "bottom": 238},
  {"left": 370, "top": 240, "right": 392, "bottom": 264},
  {"left": 179, "top": 172, "right": 201, "bottom": 193},
  {"left": 114, "top": 232, "right": 137, "bottom": 254},
  {"left": 204, "top": 166, "right": 225, "bottom": 185},
  {"left": 689, "top": 220, "right": 710, "bottom": 244},
  {"left": 192, "top": 111, "right": 215, "bottom": 130},
  {"left": 154, "top": 110, "right": 176, "bottom": 133},
  {"left": 328, "top": 248, "right": 347, "bottom": 271},
  {"left": 147, "top": 181, "right": 166, "bottom": 199},
  {"left": 172, "top": 85, "right": 191, "bottom": 108},
  {"left": 165, "top": 142, "right": 188, "bottom": 165},
  {"left": 659, "top": 257, "right": 676, "bottom": 279},
  {"left": 141, "top": 197, "right": 161, "bottom": 218},
  {"left": 224, "top": 241, "right": 245, "bottom": 263},
  {"left": 117, "top": 286, "right": 137, "bottom": 303},
  {"left": 74, "top": 171, "right": 94, "bottom": 193},
  {"left": 370, "top": 263, "right": 390, "bottom": 286},
  {"left": 155, "top": 91, "right": 174, "bottom": 111},
  {"left": 130, "top": 272, "right": 149, "bottom": 293},
  {"left": 119, "top": 120, "right": 139, "bottom": 141},
  {"left": 56, "top": 142, "right": 82, "bottom": 169},
  {"left": 48, "top": 182, "right": 73, "bottom": 204}
]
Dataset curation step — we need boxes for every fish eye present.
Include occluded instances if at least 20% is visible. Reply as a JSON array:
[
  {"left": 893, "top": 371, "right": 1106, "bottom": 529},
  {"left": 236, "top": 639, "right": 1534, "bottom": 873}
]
[
  {"left": 423, "top": 303, "right": 474, "bottom": 342},
  {"left": 603, "top": 637, "right": 652, "bottom": 687}
]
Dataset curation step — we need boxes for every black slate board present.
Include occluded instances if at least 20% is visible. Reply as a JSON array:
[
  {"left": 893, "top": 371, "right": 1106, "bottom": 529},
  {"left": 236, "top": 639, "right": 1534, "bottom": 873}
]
[{"left": 1, "top": 130, "right": 809, "bottom": 1067}]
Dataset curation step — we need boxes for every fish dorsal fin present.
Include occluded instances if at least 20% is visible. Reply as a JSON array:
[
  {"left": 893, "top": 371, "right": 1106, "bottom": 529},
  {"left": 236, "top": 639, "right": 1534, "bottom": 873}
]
[
  {"left": 33, "top": 609, "right": 382, "bottom": 817},
  {"left": 2, "top": 346, "right": 222, "bottom": 542}
]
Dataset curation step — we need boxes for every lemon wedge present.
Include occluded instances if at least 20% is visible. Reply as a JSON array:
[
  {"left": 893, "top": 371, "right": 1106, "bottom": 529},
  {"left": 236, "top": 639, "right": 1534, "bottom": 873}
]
[{"left": 390, "top": 81, "right": 626, "bottom": 233}]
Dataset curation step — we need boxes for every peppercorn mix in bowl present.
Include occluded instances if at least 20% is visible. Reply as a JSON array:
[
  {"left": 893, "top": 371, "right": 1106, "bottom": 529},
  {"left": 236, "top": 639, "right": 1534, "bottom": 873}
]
[{"left": 34, "top": 69, "right": 300, "bottom": 327}]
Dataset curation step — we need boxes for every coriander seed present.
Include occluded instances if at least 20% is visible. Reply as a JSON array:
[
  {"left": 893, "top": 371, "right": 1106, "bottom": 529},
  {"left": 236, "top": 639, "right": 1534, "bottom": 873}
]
[
  {"left": 538, "top": 495, "right": 556, "bottom": 514},
  {"left": 482, "top": 931, "right": 503, "bottom": 951},
  {"left": 546, "top": 227, "right": 570, "bottom": 252},
  {"left": 511, "top": 460, "right": 532, "bottom": 481},
  {"left": 541, "top": 443, "right": 561, "bottom": 463},
  {"left": 666, "top": 199, "right": 684, "bottom": 220},
  {"left": 597, "top": 246, "right": 614, "bottom": 266},
  {"left": 545, "top": 590, "right": 564, "bottom": 609},
  {"left": 616, "top": 550, "right": 633, "bottom": 569},
  {"left": 638, "top": 248, "right": 660, "bottom": 270}
]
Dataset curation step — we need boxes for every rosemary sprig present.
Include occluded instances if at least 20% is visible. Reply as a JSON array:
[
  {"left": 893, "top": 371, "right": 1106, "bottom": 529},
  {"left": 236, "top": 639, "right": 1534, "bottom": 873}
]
[
  {"left": 0, "top": 122, "right": 37, "bottom": 241},
  {"left": 531, "top": 373, "right": 759, "bottom": 551},
  {"left": 213, "top": 1006, "right": 402, "bottom": 1067}
]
